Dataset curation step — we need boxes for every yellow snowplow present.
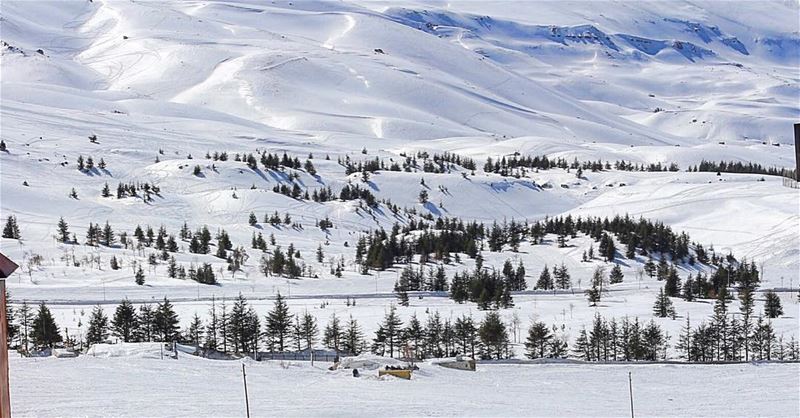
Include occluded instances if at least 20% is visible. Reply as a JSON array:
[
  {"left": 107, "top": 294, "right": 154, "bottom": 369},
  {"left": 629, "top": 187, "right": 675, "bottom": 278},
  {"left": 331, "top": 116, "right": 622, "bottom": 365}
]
[{"left": 378, "top": 368, "right": 412, "bottom": 379}]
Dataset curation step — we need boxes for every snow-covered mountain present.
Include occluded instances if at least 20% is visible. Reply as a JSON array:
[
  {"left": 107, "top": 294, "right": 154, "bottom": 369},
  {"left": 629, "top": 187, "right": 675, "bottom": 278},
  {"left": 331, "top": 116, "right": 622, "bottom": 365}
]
[
  {"left": 2, "top": 1, "right": 799, "bottom": 414},
  {"left": 3, "top": 0, "right": 799, "bottom": 144}
]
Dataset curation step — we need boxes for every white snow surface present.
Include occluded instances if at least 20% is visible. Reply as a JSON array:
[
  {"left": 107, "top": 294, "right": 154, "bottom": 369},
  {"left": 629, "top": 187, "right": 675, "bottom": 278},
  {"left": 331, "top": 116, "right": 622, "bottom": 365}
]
[
  {"left": 1, "top": 1, "right": 799, "bottom": 416},
  {"left": 9, "top": 353, "right": 800, "bottom": 417}
]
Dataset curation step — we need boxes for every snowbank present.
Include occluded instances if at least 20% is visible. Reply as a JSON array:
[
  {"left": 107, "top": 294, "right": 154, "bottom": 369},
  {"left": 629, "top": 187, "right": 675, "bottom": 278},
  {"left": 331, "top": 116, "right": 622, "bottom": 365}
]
[
  {"left": 87, "top": 342, "right": 167, "bottom": 359},
  {"left": 337, "top": 354, "right": 406, "bottom": 370}
]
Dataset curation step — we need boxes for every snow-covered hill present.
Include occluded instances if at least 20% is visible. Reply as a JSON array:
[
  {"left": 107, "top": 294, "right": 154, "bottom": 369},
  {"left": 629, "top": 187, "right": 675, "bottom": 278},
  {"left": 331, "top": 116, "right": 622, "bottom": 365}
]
[
  {"left": 3, "top": 0, "right": 799, "bottom": 144},
  {"left": 2, "top": 1, "right": 799, "bottom": 414}
]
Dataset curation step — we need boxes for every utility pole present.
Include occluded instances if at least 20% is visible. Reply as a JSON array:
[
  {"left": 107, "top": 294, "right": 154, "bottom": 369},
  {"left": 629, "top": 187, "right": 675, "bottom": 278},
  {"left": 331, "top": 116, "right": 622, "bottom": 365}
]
[
  {"left": 0, "top": 252, "right": 20, "bottom": 418},
  {"left": 628, "top": 371, "right": 635, "bottom": 418},
  {"left": 794, "top": 123, "right": 800, "bottom": 180},
  {"left": 242, "top": 363, "right": 251, "bottom": 418}
]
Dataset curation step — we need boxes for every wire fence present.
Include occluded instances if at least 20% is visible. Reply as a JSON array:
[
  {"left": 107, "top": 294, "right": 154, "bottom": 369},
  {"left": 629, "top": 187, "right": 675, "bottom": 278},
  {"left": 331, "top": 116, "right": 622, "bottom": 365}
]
[{"left": 257, "top": 351, "right": 348, "bottom": 362}]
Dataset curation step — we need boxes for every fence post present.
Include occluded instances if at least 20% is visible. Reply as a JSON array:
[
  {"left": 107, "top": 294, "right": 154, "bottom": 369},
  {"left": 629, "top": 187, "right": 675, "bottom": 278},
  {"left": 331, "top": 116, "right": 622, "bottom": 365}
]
[
  {"left": 242, "top": 363, "right": 251, "bottom": 418},
  {"left": 628, "top": 371, "right": 635, "bottom": 418}
]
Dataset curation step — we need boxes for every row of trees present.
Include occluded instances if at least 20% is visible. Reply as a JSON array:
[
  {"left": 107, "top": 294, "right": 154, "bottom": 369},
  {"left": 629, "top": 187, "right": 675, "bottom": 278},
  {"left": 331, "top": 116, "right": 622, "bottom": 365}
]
[
  {"left": 357, "top": 213, "right": 717, "bottom": 280},
  {"left": 79, "top": 293, "right": 365, "bottom": 356},
  {"left": 571, "top": 314, "right": 670, "bottom": 361},
  {"left": 448, "top": 257, "right": 514, "bottom": 309},
  {"left": 338, "top": 151, "right": 476, "bottom": 176},
  {"left": 689, "top": 160, "right": 796, "bottom": 180},
  {"left": 4, "top": 295, "right": 63, "bottom": 352},
  {"left": 370, "top": 305, "right": 509, "bottom": 360},
  {"left": 6, "top": 289, "right": 795, "bottom": 361},
  {"left": 483, "top": 154, "right": 679, "bottom": 178},
  {"left": 675, "top": 288, "right": 791, "bottom": 362},
  {"left": 76, "top": 155, "right": 107, "bottom": 172}
]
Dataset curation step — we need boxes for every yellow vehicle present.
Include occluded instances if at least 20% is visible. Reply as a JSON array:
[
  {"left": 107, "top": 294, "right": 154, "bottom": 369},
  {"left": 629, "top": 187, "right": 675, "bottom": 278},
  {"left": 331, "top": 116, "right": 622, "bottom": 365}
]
[{"left": 378, "top": 368, "right": 412, "bottom": 380}]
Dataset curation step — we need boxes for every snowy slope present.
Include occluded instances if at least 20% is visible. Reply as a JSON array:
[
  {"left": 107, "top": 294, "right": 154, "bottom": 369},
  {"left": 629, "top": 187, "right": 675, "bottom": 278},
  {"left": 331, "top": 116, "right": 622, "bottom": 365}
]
[
  {"left": 1, "top": 0, "right": 797, "bottom": 309},
  {"left": 2, "top": 1, "right": 799, "bottom": 414}
]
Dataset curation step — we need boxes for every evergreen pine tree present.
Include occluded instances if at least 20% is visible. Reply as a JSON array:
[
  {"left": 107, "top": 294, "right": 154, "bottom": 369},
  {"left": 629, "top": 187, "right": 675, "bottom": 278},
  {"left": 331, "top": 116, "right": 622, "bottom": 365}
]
[
  {"left": 111, "top": 299, "right": 138, "bottom": 342},
  {"left": 154, "top": 297, "right": 180, "bottom": 342},
  {"left": 675, "top": 315, "right": 693, "bottom": 361},
  {"left": 186, "top": 313, "right": 204, "bottom": 347},
  {"left": 536, "top": 265, "right": 553, "bottom": 290},
  {"left": 86, "top": 305, "right": 109, "bottom": 345},
  {"left": 479, "top": 311, "right": 510, "bottom": 359},
  {"left": 323, "top": 313, "right": 343, "bottom": 354},
  {"left": 2, "top": 215, "right": 20, "bottom": 239},
  {"left": 265, "top": 292, "right": 293, "bottom": 352},
  {"left": 585, "top": 267, "right": 604, "bottom": 306},
  {"left": 404, "top": 313, "right": 425, "bottom": 359},
  {"left": 101, "top": 221, "right": 115, "bottom": 246},
  {"left": 316, "top": 244, "right": 324, "bottom": 263},
  {"left": 664, "top": 266, "right": 681, "bottom": 297},
  {"left": 57, "top": 217, "right": 70, "bottom": 243},
  {"left": 751, "top": 316, "right": 776, "bottom": 360},
  {"left": 299, "top": 312, "right": 319, "bottom": 351},
  {"left": 739, "top": 289, "right": 754, "bottom": 361},
  {"left": 609, "top": 264, "right": 624, "bottom": 284},
  {"left": 394, "top": 279, "right": 409, "bottom": 307},
  {"left": 711, "top": 288, "right": 731, "bottom": 361},
  {"left": 374, "top": 305, "right": 404, "bottom": 358},
  {"left": 454, "top": 314, "right": 479, "bottom": 359},
  {"left": 425, "top": 312, "right": 445, "bottom": 358},
  {"left": 204, "top": 297, "right": 219, "bottom": 350},
  {"left": 167, "top": 256, "right": 177, "bottom": 278},
  {"left": 342, "top": 315, "right": 365, "bottom": 355},
  {"left": 137, "top": 304, "right": 155, "bottom": 342},
  {"left": 585, "top": 284, "right": 600, "bottom": 306},
  {"left": 514, "top": 261, "right": 526, "bottom": 291},
  {"left": 555, "top": 263, "right": 571, "bottom": 290},
  {"left": 135, "top": 266, "right": 145, "bottom": 285},
  {"left": 227, "top": 293, "right": 250, "bottom": 353},
  {"left": 652, "top": 288, "right": 677, "bottom": 318},
  {"left": 681, "top": 276, "right": 696, "bottom": 301},
  {"left": 763, "top": 290, "right": 783, "bottom": 318},
  {"left": 524, "top": 321, "right": 553, "bottom": 359},
  {"left": 16, "top": 301, "right": 33, "bottom": 353},
  {"left": 32, "top": 302, "right": 62, "bottom": 348},
  {"left": 644, "top": 258, "right": 656, "bottom": 278},
  {"left": 108, "top": 255, "right": 119, "bottom": 270}
]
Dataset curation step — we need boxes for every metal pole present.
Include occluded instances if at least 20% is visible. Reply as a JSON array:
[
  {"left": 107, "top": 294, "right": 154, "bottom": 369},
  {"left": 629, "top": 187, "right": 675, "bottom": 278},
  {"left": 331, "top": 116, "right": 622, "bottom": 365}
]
[
  {"left": 793, "top": 123, "right": 799, "bottom": 179},
  {"left": 242, "top": 363, "right": 251, "bottom": 418},
  {"left": 0, "top": 280, "right": 10, "bottom": 418},
  {"left": 628, "top": 371, "right": 635, "bottom": 418}
]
